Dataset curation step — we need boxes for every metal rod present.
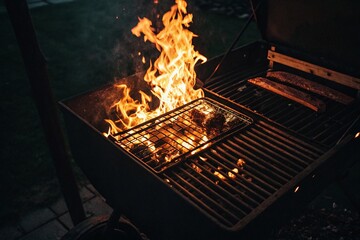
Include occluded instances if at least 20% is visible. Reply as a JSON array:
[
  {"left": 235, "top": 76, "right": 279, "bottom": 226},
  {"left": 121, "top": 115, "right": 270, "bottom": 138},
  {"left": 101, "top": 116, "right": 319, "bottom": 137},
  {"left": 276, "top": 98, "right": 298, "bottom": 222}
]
[
  {"left": 179, "top": 167, "right": 248, "bottom": 216},
  {"left": 164, "top": 173, "right": 234, "bottom": 226},
  {"left": 196, "top": 158, "right": 260, "bottom": 206},
  {"left": 203, "top": 0, "right": 262, "bottom": 84},
  {"left": 208, "top": 142, "right": 279, "bottom": 191},
  {"left": 336, "top": 112, "right": 360, "bottom": 145},
  {"left": 4, "top": 0, "right": 86, "bottom": 225},
  {"left": 186, "top": 161, "right": 265, "bottom": 202},
  {"left": 245, "top": 131, "right": 305, "bottom": 171}
]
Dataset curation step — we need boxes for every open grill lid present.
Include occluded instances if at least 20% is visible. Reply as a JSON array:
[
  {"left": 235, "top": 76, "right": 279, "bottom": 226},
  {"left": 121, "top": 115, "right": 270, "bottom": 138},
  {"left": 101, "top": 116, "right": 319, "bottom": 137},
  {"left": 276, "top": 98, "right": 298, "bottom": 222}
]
[{"left": 252, "top": 0, "right": 360, "bottom": 77}]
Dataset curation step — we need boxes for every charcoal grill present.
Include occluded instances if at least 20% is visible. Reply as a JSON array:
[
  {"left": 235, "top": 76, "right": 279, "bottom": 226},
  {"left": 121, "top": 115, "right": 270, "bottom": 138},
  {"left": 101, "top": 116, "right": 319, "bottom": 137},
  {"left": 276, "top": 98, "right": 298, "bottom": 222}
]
[{"left": 60, "top": 0, "right": 360, "bottom": 239}]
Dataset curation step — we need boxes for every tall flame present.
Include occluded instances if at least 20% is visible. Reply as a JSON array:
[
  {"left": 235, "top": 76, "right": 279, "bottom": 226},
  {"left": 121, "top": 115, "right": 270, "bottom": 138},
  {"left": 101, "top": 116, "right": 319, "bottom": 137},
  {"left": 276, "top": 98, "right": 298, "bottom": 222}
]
[{"left": 105, "top": 0, "right": 206, "bottom": 135}]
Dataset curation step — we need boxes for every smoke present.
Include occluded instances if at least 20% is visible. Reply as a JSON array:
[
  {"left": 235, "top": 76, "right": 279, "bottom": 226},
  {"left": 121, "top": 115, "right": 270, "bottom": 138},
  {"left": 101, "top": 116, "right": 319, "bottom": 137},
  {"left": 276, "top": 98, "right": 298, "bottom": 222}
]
[{"left": 111, "top": 0, "right": 174, "bottom": 80}]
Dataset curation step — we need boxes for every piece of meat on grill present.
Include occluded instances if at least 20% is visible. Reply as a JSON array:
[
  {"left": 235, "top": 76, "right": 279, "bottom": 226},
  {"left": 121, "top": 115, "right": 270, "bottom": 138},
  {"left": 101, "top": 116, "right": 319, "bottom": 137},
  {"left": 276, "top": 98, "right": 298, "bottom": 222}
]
[
  {"left": 130, "top": 144, "right": 152, "bottom": 159},
  {"left": 248, "top": 77, "right": 326, "bottom": 112},
  {"left": 190, "top": 108, "right": 206, "bottom": 127},
  {"left": 205, "top": 112, "right": 226, "bottom": 135},
  {"left": 266, "top": 71, "right": 354, "bottom": 105}
]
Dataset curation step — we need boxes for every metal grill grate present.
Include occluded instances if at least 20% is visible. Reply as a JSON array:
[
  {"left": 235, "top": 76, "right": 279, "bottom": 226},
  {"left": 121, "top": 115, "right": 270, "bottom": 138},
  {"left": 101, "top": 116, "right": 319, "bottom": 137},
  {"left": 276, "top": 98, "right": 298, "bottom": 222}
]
[
  {"left": 163, "top": 120, "right": 326, "bottom": 227},
  {"left": 204, "top": 68, "right": 360, "bottom": 147},
  {"left": 111, "top": 98, "right": 253, "bottom": 173}
]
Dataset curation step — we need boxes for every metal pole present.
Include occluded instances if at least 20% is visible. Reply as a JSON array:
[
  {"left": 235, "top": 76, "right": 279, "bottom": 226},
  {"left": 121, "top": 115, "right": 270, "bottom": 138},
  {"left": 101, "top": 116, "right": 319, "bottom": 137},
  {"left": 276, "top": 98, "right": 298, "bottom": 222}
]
[
  {"left": 203, "top": 0, "right": 263, "bottom": 84},
  {"left": 4, "top": 0, "right": 86, "bottom": 225}
]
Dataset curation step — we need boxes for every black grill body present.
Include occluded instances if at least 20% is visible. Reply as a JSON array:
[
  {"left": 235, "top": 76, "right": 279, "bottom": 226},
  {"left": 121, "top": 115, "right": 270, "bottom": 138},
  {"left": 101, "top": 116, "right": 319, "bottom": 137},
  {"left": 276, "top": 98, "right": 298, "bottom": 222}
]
[
  {"left": 60, "top": 0, "right": 360, "bottom": 238},
  {"left": 60, "top": 42, "right": 360, "bottom": 240}
]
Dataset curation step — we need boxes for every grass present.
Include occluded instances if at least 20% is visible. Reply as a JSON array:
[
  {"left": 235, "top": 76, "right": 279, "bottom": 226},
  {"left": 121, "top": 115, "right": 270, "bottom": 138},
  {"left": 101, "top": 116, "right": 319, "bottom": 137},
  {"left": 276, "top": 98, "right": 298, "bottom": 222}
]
[{"left": 0, "top": 0, "right": 260, "bottom": 224}]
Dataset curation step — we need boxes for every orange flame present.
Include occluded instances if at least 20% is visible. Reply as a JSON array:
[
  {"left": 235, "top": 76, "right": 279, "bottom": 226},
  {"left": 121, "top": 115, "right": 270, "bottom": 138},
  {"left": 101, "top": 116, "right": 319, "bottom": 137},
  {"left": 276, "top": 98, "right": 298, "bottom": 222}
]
[{"left": 105, "top": 0, "right": 206, "bottom": 134}]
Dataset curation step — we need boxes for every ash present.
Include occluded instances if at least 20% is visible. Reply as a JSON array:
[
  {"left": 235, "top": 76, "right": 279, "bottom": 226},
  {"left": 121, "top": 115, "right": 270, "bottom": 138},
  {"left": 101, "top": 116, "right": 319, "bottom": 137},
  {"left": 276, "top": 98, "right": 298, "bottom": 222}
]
[{"left": 272, "top": 207, "right": 360, "bottom": 240}]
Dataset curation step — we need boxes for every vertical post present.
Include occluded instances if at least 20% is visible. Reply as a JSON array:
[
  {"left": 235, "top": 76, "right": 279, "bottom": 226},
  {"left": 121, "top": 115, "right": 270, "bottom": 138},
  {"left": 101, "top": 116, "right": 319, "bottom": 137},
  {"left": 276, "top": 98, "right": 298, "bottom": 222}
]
[{"left": 4, "top": 0, "right": 86, "bottom": 225}]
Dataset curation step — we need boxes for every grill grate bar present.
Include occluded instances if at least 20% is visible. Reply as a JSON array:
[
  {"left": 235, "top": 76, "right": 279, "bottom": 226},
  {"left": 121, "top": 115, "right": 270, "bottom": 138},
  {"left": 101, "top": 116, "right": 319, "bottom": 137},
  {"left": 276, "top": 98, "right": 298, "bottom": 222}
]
[
  {"left": 204, "top": 68, "right": 243, "bottom": 89},
  {"left": 244, "top": 130, "right": 305, "bottom": 172},
  {"left": 244, "top": 130, "right": 313, "bottom": 166},
  {"left": 229, "top": 136, "right": 292, "bottom": 182},
  {"left": 204, "top": 66, "right": 265, "bottom": 93},
  {"left": 215, "top": 72, "right": 266, "bottom": 98},
  {"left": 320, "top": 125, "right": 354, "bottom": 145},
  {"left": 208, "top": 144, "right": 281, "bottom": 191},
  {"left": 296, "top": 105, "right": 359, "bottom": 146},
  {"left": 304, "top": 105, "right": 356, "bottom": 137},
  {"left": 242, "top": 84, "right": 282, "bottom": 110},
  {"left": 194, "top": 153, "right": 270, "bottom": 203},
  {"left": 314, "top": 109, "right": 360, "bottom": 144},
  {"left": 229, "top": 83, "right": 259, "bottom": 100},
  {"left": 275, "top": 107, "right": 313, "bottom": 126},
  {"left": 178, "top": 167, "right": 247, "bottom": 219},
  {"left": 284, "top": 110, "right": 319, "bottom": 131},
  {"left": 231, "top": 85, "right": 311, "bottom": 124},
  {"left": 244, "top": 93, "right": 284, "bottom": 113},
  {"left": 206, "top": 71, "right": 246, "bottom": 94},
  {"left": 232, "top": 86, "right": 274, "bottom": 107},
  {"left": 318, "top": 124, "right": 348, "bottom": 144},
  {"left": 201, "top": 149, "right": 274, "bottom": 197},
  {"left": 183, "top": 162, "right": 257, "bottom": 211},
  {"left": 189, "top": 160, "right": 268, "bottom": 203},
  {"left": 260, "top": 99, "right": 301, "bottom": 119},
  {"left": 258, "top": 121, "right": 325, "bottom": 155},
  {"left": 164, "top": 173, "right": 236, "bottom": 226},
  {"left": 241, "top": 92, "right": 277, "bottom": 109},
  {"left": 237, "top": 126, "right": 321, "bottom": 177},
  {"left": 295, "top": 103, "right": 342, "bottom": 134}
]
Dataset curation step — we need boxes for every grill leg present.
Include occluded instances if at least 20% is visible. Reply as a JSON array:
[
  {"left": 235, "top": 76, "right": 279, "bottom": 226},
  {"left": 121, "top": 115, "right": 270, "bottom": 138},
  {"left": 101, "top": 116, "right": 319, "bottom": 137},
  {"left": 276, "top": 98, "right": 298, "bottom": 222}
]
[
  {"left": 103, "top": 208, "right": 122, "bottom": 238},
  {"left": 102, "top": 209, "right": 146, "bottom": 240},
  {"left": 4, "top": 0, "right": 85, "bottom": 225}
]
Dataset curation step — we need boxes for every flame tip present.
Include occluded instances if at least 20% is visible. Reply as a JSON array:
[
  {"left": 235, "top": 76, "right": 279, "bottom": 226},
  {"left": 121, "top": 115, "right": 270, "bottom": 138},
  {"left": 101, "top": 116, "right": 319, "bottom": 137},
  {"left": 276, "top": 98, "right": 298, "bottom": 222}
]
[{"left": 106, "top": 0, "right": 207, "bottom": 140}]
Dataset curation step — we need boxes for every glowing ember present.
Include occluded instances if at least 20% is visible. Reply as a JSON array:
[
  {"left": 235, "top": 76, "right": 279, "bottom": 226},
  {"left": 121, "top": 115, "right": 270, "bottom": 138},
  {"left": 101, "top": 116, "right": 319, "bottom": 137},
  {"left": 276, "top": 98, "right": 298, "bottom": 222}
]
[
  {"left": 237, "top": 158, "right": 246, "bottom": 168},
  {"left": 191, "top": 163, "right": 202, "bottom": 173},
  {"left": 199, "top": 156, "right": 208, "bottom": 161},
  {"left": 214, "top": 171, "right": 226, "bottom": 181},
  {"left": 105, "top": 0, "right": 206, "bottom": 134},
  {"left": 228, "top": 168, "right": 238, "bottom": 179}
]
